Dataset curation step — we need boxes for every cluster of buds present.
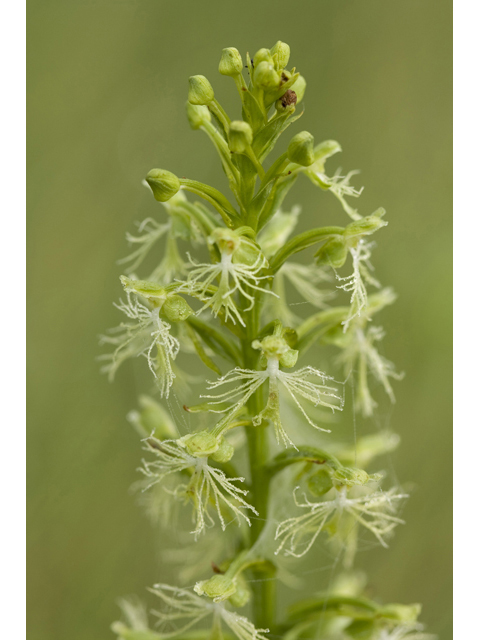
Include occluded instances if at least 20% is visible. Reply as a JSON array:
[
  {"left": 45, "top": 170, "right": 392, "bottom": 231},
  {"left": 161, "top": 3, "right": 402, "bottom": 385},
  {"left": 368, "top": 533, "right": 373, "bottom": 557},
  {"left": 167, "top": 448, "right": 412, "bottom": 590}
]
[{"left": 104, "top": 42, "right": 431, "bottom": 640}]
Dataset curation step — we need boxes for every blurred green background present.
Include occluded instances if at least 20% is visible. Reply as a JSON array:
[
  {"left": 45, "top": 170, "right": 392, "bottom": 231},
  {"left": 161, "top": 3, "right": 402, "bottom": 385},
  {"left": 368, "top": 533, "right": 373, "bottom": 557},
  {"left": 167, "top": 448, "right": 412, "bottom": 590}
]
[{"left": 28, "top": 1, "right": 452, "bottom": 638}]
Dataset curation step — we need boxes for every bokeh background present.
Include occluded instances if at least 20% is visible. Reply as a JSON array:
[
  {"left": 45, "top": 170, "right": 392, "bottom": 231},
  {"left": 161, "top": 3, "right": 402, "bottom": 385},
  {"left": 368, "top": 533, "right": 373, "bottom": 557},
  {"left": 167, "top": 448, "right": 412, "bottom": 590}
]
[{"left": 28, "top": 1, "right": 452, "bottom": 638}]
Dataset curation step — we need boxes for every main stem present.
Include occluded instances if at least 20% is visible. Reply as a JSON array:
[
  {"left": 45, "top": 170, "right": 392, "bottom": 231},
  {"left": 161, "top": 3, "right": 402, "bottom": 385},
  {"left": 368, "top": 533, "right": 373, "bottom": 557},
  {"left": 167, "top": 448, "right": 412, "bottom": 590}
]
[{"left": 242, "top": 297, "right": 276, "bottom": 630}]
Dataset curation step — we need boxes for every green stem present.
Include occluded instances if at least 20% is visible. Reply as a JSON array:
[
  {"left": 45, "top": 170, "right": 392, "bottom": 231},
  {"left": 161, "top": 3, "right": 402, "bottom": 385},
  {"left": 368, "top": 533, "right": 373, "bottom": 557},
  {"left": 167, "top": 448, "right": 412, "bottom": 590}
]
[{"left": 242, "top": 296, "right": 276, "bottom": 630}]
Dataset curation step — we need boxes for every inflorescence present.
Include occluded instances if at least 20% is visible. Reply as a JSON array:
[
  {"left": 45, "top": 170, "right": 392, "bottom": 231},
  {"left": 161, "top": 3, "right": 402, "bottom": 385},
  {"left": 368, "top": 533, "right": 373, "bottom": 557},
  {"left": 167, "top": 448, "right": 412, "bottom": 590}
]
[{"left": 102, "top": 41, "right": 431, "bottom": 640}]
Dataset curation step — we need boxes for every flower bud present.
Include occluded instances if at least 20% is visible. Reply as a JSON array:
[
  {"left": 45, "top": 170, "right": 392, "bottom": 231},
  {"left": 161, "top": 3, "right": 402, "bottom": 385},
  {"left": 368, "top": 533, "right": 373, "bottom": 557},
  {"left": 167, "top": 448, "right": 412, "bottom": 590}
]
[
  {"left": 185, "top": 101, "right": 211, "bottom": 130},
  {"left": 188, "top": 75, "right": 215, "bottom": 105},
  {"left": 287, "top": 131, "right": 315, "bottom": 166},
  {"left": 253, "top": 48, "right": 273, "bottom": 67},
  {"left": 179, "top": 430, "right": 219, "bottom": 458},
  {"left": 315, "top": 237, "right": 348, "bottom": 268},
  {"left": 219, "top": 47, "right": 244, "bottom": 76},
  {"left": 228, "top": 120, "right": 253, "bottom": 153},
  {"left": 211, "top": 437, "right": 234, "bottom": 463},
  {"left": 290, "top": 75, "right": 306, "bottom": 103},
  {"left": 162, "top": 294, "right": 193, "bottom": 322},
  {"left": 308, "top": 469, "right": 334, "bottom": 497},
  {"left": 194, "top": 575, "right": 236, "bottom": 602},
  {"left": 254, "top": 61, "right": 280, "bottom": 90},
  {"left": 270, "top": 41, "right": 290, "bottom": 70},
  {"left": 145, "top": 169, "right": 180, "bottom": 202}
]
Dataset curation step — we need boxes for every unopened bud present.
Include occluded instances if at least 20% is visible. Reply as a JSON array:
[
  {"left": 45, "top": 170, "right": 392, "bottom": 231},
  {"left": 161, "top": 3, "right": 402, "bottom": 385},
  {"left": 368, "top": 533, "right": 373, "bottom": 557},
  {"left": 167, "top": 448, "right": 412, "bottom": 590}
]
[
  {"left": 254, "top": 61, "right": 280, "bottom": 90},
  {"left": 186, "top": 102, "right": 211, "bottom": 130},
  {"left": 270, "top": 41, "right": 290, "bottom": 70},
  {"left": 145, "top": 169, "right": 180, "bottom": 202},
  {"left": 188, "top": 75, "right": 215, "bottom": 105},
  {"left": 287, "top": 131, "right": 315, "bottom": 166},
  {"left": 219, "top": 47, "right": 244, "bottom": 76},
  {"left": 228, "top": 120, "right": 253, "bottom": 153},
  {"left": 253, "top": 48, "right": 273, "bottom": 67}
]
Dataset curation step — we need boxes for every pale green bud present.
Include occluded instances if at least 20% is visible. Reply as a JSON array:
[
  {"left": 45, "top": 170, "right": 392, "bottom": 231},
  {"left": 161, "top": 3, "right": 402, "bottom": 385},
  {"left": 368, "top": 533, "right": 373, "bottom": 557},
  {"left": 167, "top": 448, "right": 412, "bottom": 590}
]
[
  {"left": 179, "top": 430, "right": 219, "bottom": 458},
  {"left": 254, "top": 61, "right": 280, "bottom": 90},
  {"left": 211, "top": 437, "right": 234, "bottom": 463},
  {"left": 270, "top": 41, "right": 290, "bottom": 70},
  {"left": 188, "top": 75, "right": 215, "bottom": 105},
  {"left": 290, "top": 75, "right": 306, "bottom": 103},
  {"left": 194, "top": 575, "right": 236, "bottom": 602},
  {"left": 219, "top": 47, "right": 243, "bottom": 76},
  {"left": 288, "top": 131, "right": 315, "bottom": 166},
  {"left": 162, "top": 294, "right": 193, "bottom": 322},
  {"left": 228, "top": 120, "right": 253, "bottom": 153},
  {"left": 253, "top": 48, "right": 273, "bottom": 67},
  {"left": 185, "top": 101, "right": 211, "bottom": 130},
  {"left": 145, "top": 169, "right": 180, "bottom": 202},
  {"left": 308, "top": 469, "right": 334, "bottom": 497},
  {"left": 120, "top": 275, "right": 167, "bottom": 302}
]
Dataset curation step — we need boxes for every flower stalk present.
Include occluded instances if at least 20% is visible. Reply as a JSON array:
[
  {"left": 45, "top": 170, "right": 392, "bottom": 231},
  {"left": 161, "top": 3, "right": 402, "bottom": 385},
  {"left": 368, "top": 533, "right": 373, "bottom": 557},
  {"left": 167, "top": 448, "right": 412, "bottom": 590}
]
[{"left": 103, "top": 41, "right": 432, "bottom": 640}]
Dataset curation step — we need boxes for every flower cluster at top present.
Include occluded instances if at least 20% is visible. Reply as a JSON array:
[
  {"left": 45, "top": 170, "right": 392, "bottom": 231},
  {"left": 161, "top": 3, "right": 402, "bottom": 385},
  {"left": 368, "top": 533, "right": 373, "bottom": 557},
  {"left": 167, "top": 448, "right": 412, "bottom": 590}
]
[{"left": 103, "top": 42, "right": 432, "bottom": 640}]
